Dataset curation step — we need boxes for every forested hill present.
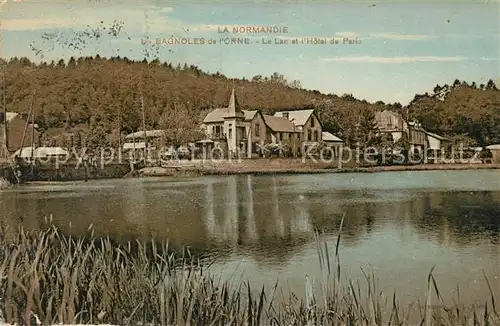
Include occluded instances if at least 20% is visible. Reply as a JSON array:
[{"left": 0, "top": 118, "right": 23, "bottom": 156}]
[
  {"left": 2, "top": 56, "right": 332, "bottom": 133},
  {"left": 1, "top": 56, "right": 499, "bottom": 148}
]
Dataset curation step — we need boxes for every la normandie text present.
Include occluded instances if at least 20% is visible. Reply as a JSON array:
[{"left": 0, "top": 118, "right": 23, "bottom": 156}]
[{"left": 218, "top": 26, "right": 289, "bottom": 34}]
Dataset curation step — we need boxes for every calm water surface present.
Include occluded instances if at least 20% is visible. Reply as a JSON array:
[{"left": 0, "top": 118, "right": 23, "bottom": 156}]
[{"left": 1, "top": 170, "right": 499, "bottom": 312}]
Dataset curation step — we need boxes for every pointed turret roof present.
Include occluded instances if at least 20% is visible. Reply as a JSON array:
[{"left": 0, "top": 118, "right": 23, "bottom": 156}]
[{"left": 224, "top": 88, "right": 245, "bottom": 119}]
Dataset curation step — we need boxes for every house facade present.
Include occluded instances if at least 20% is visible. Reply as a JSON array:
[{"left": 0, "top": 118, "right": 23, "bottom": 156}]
[
  {"left": 201, "top": 89, "right": 312, "bottom": 158},
  {"left": 200, "top": 90, "right": 347, "bottom": 159},
  {"left": 374, "top": 110, "right": 407, "bottom": 143},
  {"left": 486, "top": 144, "right": 500, "bottom": 164},
  {"left": 425, "top": 131, "right": 448, "bottom": 151},
  {"left": 407, "top": 121, "right": 427, "bottom": 150},
  {"left": 273, "top": 109, "right": 322, "bottom": 151},
  {"left": 262, "top": 114, "right": 300, "bottom": 156},
  {"left": 202, "top": 89, "right": 253, "bottom": 158},
  {"left": 322, "top": 131, "right": 343, "bottom": 158},
  {"left": 374, "top": 110, "right": 446, "bottom": 152}
]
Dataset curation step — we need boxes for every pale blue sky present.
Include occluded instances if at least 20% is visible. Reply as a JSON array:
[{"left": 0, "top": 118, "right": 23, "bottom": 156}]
[{"left": 1, "top": 0, "right": 499, "bottom": 104}]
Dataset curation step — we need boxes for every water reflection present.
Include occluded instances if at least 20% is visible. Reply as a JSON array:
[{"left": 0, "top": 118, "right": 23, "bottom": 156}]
[
  {"left": 0, "top": 172, "right": 498, "bottom": 263},
  {"left": 245, "top": 175, "right": 258, "bottom": 241},
  {"left": 1, "top": 171, "right": 498, "bottom": 313}
]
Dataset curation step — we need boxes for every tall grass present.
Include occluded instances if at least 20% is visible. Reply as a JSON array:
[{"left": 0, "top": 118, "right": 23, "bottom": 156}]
[{"left": 0, "top": 216, "right": 498, "bottom": 325}]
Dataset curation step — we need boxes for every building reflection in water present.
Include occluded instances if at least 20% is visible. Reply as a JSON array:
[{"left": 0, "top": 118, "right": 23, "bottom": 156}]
[
  {"left": 204, "top": 179, "right": 216, "bottom": 237},
  {"left": 223, "top": 176, "right": 238, "bottom": 246},
  {"left": 272, "top": 177, "right": 285, "bottom": 237},
  {"left": 290, "top": 194, "right": 312, "bottom": 234},
  {"left": 0, "top": 174, "right": 498, "bottom": 266},
  {"left": 245, "top": 175, "right": 258, "bottom": 241}
]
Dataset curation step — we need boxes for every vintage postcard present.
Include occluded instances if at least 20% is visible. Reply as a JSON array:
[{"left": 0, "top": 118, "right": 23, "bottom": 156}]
[{"left": 0, "top": 0, "right": 499, "bottom": 325}]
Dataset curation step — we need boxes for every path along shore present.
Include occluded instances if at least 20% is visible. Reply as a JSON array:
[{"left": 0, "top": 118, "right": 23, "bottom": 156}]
[{"left": 134, "top": 159, "right": 500, "bottom": 177}]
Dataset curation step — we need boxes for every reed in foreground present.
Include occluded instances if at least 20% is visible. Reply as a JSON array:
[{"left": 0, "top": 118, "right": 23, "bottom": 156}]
[{"left": 0, "top": 218, "right": 498, "bottom": 326}]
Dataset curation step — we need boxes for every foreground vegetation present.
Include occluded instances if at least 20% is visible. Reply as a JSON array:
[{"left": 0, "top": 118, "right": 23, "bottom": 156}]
[{"left": 0, "top": 218, "right": 498, "bottom": 325}]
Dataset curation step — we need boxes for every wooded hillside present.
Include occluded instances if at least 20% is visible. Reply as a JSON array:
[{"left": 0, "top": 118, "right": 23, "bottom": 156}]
[{"left": 1, "top": 56, "right": 498, "bottom": 148}]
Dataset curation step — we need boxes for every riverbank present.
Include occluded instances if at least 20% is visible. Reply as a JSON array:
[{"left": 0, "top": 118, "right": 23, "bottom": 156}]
[
  {"left": 0, "top": 225, "right": 497, "bottom": 326},
  {"left": 0, "top": 162, "right": 131, "bottom": 183},
  {"left": 137, "top": 159, "right": 500, "bottom": 177},
  {"left": 4, "top": 160, "right": 498, "bottom": 183}
]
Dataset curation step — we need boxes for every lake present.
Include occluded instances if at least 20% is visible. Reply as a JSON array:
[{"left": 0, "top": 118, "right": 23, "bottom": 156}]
[{"left": 0, "top": 170, "right": 499, "bottom": 315}]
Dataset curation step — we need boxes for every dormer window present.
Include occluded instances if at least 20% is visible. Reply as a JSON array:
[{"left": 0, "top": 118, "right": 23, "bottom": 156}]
[{"left": 283, "top": 112, "right": 289, "bottom": 119}]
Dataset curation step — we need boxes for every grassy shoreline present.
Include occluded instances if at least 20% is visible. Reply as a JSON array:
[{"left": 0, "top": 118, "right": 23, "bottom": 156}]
[
  {"left": 137, "top": 161, "right": 500, "bottom": 177},
  {"left": 0, "top": 222, "right": 498, "bottom": 325}
]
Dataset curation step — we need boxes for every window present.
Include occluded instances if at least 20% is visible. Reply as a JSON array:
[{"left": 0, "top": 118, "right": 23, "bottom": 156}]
[
  {"left": 228, "top": 124, "right": 232, "bottom": 139},
  {"left": 307, "top": 129, "right": 312, "bottom": 141},
  {"left": 213, "top": 125, "right": 223, "bottom": 138},
  {"left": 311, "top": 117, "right": 315, "bottom": 127},
  {"left": 283, "top": 112, "right": 289, "bottom": 119},
  {"left": 255, "top": 123, "right": 260, "bottom": 137},
  {"left": 387, "top": 116, "right": 393, "bottom": 128},
  {"left": 283, "top": 133, "right": 289, "bottom": 140},
  {"left": 314, "top": 130, "right": 317, "bottom": 141}
]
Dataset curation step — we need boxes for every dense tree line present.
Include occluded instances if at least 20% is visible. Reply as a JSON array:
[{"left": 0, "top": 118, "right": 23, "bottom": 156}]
[
  {"left": 406, "top": 80, "right": 500, "bottom": 146},
  {"left": 0, "top": 56, "right": 498, "bottom": 149},
  {"left": 315, "top": 79, "right": 499, "bottom": 148}
]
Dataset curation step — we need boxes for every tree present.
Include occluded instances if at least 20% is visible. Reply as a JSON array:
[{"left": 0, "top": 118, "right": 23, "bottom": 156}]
[
  {"left": 289, "top": 80, "right": 302, "bottom": 89},
  {"left": 159, "top": 104, "right": 204, "bottom": 149},
  {"left": 486, "top": 79, "right": 497, "bottom": 90},
  {"left": 251, "top": 75, "right": 263, "bottom": 82},
  {"left": 367, "top": 132, "right": 394, "bottom": 165},
  {"left": 269, "top": 72, "right": 288, "bottom": 86},
  {"left": 394, "top": 132, "right": 411, "bottom": 164},
  {"left": 355, "top": 107, "right": 376, "bottom": 147},
  {"left": 67, "top": 57, "right": 76, "bottom": 68}
]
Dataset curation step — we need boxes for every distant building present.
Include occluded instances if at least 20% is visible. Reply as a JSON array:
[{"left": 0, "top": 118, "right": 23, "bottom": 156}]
[
  {"left": 374, "top": 110, "right": 407, "bottom": 143},
  {"left": 273, "top": 109, "right": 323, "bottom": 151},
  {"left": 407, "top": 121, "right": 428, "bottom": 151},
  {"left": 425, "top": 131, "right": 448, "bottom": 151},
  {"left": 11, "top": 146, "right": 69, "bottom": 162},
  {"left": 201, "top": 88, "right": 300, "bottom": 158},
  {"left": 486, "top": 144, "right": 500, "bottom": 164},
  {"left": 122, "top": 130, "right": 165, "bottom": 152},
  {"left": 262, "top": 114, "right": 301, "bottom": 156},
  {"left": 322, "top": 131, "right": 343, "bottom": 158},
  {"left": 374, "top": 110, "right": 447, "bottom": 153},
  {"left": 201, "top": 89, "right": 334, "bottom": 158}
]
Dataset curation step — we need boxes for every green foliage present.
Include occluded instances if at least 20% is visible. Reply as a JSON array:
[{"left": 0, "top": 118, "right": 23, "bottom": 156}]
[{"left": 408, "top": 81, "right": 500, "bottom": 146}]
